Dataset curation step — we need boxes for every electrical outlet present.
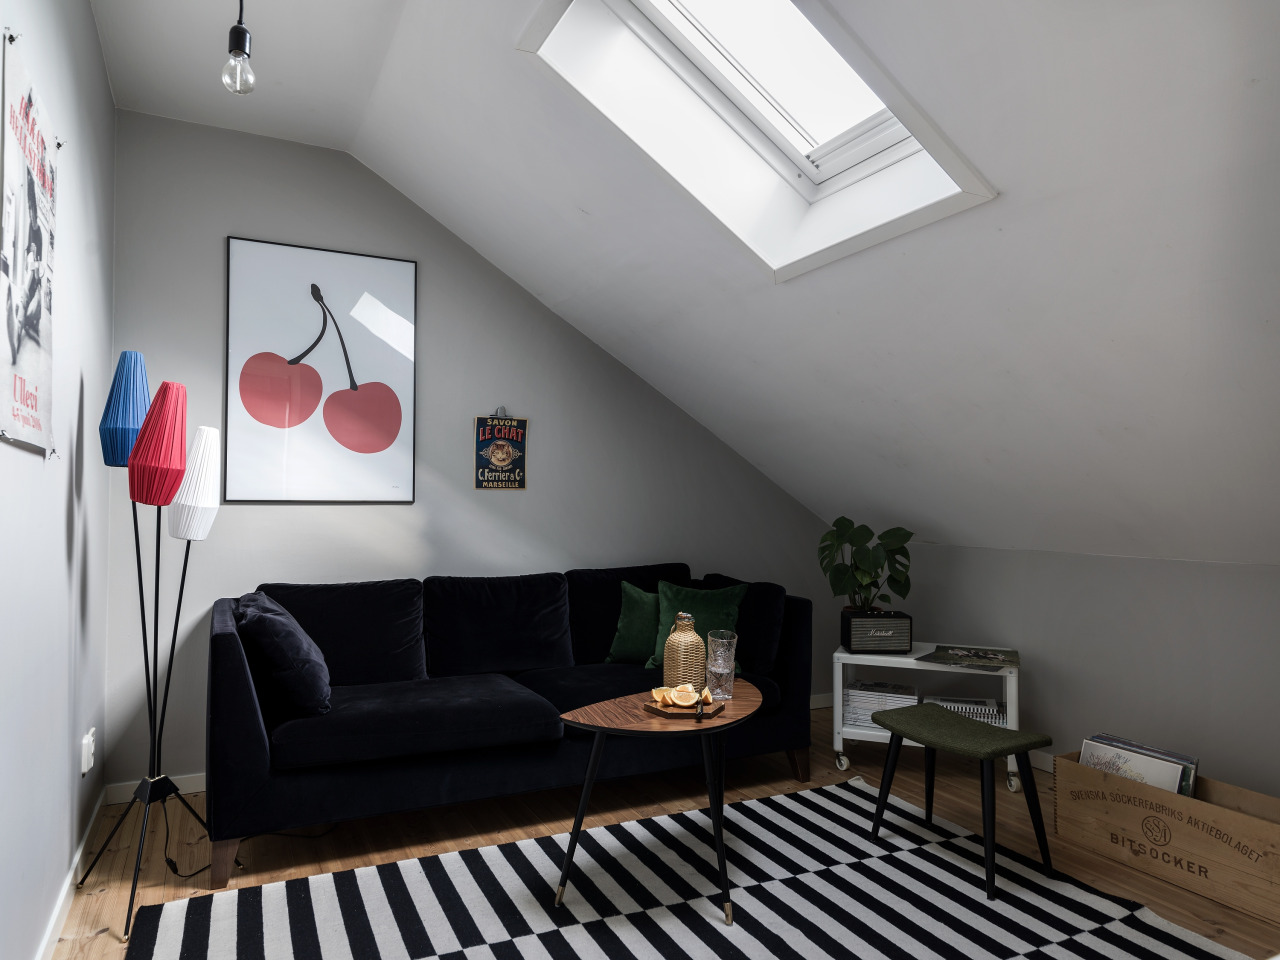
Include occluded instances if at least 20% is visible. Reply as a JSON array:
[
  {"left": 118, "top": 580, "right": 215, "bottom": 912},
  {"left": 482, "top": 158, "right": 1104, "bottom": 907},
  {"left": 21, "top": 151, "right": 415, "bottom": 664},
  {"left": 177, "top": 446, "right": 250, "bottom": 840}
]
[{"left": 81, "top": 727, "right": 95, "bottom": 777}]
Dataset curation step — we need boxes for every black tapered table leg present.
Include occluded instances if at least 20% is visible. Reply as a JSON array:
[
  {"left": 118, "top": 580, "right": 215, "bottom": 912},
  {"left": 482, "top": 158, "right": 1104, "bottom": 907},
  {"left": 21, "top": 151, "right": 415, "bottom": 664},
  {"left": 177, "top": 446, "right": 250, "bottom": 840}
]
[
  {"left": 980, "top": 758, "right": 997, "bottom": 900},
  {"left": 121, "top": 802, "right": 152, "bottom": 942},
  {"left": 1015, "top": 752, "right": 1052, "bottom": 874},
  {"left": 702, "top": 731, "right": 732, "bottom": 924},
  {"left": 924, "top": 746, "right": 936, "bottom": 824},
  {"left": 556, "top": 730, "right": 608, "bottom": 907},
  {"left": 77, "top": 797, "right": 139, "bottom": 888},
  {"left": 871, "top": 734, "right": 903, "bottom": 838}
]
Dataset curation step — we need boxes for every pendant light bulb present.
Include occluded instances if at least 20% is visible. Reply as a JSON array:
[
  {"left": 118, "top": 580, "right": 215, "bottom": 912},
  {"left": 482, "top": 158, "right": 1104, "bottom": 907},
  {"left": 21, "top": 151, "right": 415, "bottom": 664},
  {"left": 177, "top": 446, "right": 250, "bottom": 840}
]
[
  {"left": 221, "top": 3, "right": 254, "bottom": 95},
  {"left": 222, "top": 50, "right": 255, "bottom": 95}
]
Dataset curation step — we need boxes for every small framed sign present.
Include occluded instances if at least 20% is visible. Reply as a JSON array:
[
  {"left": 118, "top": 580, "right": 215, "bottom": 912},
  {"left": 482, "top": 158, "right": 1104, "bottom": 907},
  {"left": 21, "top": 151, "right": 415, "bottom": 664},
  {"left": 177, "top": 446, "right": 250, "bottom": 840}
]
[{"left": 474, "top": 415, "right": 527, "bottom": 490}]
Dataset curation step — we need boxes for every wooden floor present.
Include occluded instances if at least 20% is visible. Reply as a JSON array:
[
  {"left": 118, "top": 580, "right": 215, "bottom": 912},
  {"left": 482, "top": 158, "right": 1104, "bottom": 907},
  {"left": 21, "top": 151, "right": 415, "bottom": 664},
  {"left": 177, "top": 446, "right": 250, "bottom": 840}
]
[{"left": 55, "top": 708, "right": 1280, "bottom": 959}]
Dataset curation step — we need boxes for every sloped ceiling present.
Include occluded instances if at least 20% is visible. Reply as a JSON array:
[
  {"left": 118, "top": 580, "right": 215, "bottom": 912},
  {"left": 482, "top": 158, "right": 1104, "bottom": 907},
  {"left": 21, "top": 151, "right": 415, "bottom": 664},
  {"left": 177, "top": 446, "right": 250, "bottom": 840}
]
[{"left": 91, "top": 0, "right": 1280, "bottom": 563}]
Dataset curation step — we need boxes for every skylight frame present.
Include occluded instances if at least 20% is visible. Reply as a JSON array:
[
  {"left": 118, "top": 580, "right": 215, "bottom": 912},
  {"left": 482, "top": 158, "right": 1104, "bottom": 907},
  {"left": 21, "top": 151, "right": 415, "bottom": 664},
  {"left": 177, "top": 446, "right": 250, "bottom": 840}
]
[
  {"left": 623, "top": 0, "right": 916, "bottom": 191},
  {"left": 520, "top": 0, "right": 997, "bottom": 281}
]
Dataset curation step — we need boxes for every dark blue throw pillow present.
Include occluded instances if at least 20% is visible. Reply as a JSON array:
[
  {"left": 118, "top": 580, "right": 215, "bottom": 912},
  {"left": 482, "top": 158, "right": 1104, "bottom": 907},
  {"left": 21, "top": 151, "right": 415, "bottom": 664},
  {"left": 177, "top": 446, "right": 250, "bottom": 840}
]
[{"left": 234, "top": 592, "right": 332, "bottom": 715}]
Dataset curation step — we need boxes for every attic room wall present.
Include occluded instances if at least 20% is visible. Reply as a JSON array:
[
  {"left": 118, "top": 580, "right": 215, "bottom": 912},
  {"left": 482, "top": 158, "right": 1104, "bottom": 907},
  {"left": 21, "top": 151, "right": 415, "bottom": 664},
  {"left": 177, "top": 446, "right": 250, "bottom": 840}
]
[
  {"left": 901, "top": 544, "right": 1280, "bottom": 797},
  {"left": 107, "top": 110, "right": 834, "bottom": 788},
  {"left": 0, "top": 0, "right": 115, "bottom": 957}
]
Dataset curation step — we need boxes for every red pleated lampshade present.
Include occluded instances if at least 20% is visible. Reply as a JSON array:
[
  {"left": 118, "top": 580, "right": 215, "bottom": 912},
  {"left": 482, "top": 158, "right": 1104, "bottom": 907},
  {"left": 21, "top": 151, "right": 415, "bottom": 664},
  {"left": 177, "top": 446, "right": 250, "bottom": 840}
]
[{"left": 128, "top": 381, "right": 187, "bottom": 506}]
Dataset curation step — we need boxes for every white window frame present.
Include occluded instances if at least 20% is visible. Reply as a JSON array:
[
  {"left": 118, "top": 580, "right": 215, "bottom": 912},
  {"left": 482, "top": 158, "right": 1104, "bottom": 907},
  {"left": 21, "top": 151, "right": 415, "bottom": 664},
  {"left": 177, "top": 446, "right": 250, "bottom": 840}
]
[
  {"left": 607, "top": 0, "right": 919, "bottom": 202},
  {"left": 520, "top": 0, "right": 997, "bottom": 281}
]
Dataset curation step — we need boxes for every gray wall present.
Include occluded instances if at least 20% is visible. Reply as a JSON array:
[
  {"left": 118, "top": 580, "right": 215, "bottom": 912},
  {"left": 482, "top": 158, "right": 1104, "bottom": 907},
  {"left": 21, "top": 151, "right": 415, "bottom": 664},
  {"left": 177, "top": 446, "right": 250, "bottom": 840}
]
[
  {"left": 107, "top": 111, "right": 835, "bottom": 785},
  {"left": 0, "top": 1, "right": 115, "bottom": 958},
  {"left": 898, "top": 544, "right": 1280, "bottom": 797}
]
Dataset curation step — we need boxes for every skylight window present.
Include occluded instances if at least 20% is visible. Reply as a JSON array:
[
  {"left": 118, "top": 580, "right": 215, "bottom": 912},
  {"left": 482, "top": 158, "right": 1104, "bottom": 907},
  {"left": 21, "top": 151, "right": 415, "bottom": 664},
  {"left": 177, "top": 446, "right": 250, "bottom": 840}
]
[
  {"left": 633, "top": 0, "right": 906, "bottom": 185},
  {"left": 523, "top": 0, "right": 996, "bottom": 280}
]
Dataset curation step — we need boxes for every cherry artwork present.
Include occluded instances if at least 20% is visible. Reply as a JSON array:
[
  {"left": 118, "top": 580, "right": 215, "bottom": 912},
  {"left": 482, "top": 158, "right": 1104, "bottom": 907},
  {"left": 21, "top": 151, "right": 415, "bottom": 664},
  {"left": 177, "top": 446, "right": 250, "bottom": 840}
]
[{"left": 238, "top": 283, "right": 402, "bottom": 454}]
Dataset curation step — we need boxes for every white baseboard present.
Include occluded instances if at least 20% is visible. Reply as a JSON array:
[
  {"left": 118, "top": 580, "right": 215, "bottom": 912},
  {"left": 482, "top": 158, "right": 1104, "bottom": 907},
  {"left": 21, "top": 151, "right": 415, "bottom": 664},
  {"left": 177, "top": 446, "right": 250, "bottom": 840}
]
[
  {"left": 810, "top": 692, "right": 833, "bottom": 709},
  {"left": 35, "top": 787, "right": 105, "bottom": 960},
  {"left": 105, "top": 771, "right": 206, "bottom": 805}
]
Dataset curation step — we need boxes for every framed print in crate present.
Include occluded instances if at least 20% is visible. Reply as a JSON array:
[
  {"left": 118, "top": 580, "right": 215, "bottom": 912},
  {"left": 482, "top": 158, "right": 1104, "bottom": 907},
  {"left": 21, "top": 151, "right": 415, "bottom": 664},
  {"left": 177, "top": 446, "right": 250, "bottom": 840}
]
[{"left": 225, "top": 237, "right": 416, "bottom": 502}]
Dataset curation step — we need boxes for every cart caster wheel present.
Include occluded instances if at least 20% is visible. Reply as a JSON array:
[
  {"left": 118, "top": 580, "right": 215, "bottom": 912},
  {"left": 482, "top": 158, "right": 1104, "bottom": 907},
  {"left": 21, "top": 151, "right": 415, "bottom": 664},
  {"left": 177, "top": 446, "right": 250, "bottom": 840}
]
[
  {"left": 1007, "top": 774, "right": 1021, "bottom": 793},
  {"left": 835, "top": 753, "right": 850, "bottom": 772}
]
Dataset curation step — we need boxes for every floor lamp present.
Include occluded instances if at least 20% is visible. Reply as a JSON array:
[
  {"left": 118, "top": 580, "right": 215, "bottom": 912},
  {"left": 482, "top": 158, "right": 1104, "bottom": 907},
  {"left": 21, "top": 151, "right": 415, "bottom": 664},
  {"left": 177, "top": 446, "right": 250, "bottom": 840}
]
[{"left": 81, "top": 366, "right": 227, "bottom": 942}]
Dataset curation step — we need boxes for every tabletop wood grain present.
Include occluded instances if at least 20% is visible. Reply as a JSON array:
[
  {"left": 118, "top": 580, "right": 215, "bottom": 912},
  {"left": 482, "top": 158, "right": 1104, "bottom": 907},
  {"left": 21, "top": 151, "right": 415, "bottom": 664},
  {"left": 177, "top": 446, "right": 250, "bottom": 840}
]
[{"left": 561, "top": 682, "right": 761, "bottom": 737}]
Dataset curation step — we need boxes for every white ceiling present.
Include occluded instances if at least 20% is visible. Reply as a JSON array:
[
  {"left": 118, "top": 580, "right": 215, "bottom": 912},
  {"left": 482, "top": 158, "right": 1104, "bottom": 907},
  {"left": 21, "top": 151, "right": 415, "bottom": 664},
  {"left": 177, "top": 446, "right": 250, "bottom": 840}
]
[{"left": 90, "top": 0, "right": 1280, "bottom": 563}]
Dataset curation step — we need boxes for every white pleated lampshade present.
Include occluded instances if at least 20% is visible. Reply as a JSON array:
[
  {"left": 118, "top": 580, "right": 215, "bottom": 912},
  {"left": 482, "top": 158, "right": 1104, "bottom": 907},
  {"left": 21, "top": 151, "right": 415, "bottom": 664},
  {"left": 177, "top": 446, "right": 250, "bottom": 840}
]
[{"left": 169, "top": 426, "right": 221, "bottom": 541}]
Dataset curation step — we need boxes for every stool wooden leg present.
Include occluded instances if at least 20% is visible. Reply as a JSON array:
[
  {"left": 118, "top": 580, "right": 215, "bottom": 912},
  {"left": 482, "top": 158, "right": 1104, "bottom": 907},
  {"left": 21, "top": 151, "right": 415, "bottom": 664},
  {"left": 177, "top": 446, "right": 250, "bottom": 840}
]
[
  {"left": 981, "top": 758, "right": 997, "bottom": 899},
  {"left": 871, "top": 734, "right": 903, "bottom": 839},
  {"left": 1015, "top": 752, "right": 1052, "bottom": 874},
  {"left": 924, "top": 746, "right": 936, "bottom": 824}
]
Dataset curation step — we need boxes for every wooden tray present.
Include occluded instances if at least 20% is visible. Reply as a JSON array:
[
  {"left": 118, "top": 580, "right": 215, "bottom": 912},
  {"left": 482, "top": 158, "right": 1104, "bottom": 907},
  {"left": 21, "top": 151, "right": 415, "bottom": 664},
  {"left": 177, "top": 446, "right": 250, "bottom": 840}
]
[{"left": 643, "top": 700, "right": 725, "bottom": 719}]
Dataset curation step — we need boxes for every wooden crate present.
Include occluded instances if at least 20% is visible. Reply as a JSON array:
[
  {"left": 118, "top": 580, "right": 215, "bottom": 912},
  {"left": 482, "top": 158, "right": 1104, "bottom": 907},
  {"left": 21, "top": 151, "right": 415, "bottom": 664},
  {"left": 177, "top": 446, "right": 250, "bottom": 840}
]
[{"left": 1054, "top": 751, "right": 1280, "bottom": 923}]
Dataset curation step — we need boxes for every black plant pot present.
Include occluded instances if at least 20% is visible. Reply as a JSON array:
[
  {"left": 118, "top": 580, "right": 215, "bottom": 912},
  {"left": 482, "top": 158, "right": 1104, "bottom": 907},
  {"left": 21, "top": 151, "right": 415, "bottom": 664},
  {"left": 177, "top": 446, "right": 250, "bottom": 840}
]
[{"left": 841, "top": 608, "right": 912, "bottom": 654}]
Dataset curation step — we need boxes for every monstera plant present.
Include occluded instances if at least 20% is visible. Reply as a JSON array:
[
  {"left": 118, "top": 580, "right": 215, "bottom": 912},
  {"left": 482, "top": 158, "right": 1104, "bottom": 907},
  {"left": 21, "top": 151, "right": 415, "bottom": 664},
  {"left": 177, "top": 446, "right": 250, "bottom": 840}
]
[{"left": 818, "top": 518, "right": 913, "bottom": 611}]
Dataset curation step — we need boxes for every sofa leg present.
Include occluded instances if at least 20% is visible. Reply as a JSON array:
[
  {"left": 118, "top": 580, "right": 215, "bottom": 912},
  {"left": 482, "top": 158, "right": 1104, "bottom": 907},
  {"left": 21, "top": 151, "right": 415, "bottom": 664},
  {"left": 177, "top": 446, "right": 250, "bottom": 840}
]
[
  {"left": 211, "top": 838, "right": 240, "bottom": 889},
  {"left": 786, "top": 747, "right": 811, "bottom": 782}
]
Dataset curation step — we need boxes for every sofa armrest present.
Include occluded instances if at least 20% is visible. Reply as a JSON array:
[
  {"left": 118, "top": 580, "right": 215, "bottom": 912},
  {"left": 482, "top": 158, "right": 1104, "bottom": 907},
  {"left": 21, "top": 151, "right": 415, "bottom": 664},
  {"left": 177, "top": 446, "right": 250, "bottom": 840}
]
[
  {"left": 206, "top": 598, "right": 272, "bottom": 840},
  {"left": 770, "top": 594, "right": 813, "bottom": 741}
]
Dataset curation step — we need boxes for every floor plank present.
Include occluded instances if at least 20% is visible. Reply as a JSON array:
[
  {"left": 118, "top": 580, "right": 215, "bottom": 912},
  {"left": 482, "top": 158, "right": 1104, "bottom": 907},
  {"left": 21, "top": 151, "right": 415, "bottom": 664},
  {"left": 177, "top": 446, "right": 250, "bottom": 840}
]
[{"left": 52, "top": 708, "right": 1280, "bottom": 958}]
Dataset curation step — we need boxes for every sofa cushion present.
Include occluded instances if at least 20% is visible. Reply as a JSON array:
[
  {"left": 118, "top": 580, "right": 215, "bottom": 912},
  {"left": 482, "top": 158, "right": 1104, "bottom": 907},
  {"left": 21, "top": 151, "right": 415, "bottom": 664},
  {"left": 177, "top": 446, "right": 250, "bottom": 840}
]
[
  {"left": 258, "top": 580, "right": 426, "bottom": 686},
  {"left": 604, "top": 582, "right": 661, "bottom": 665},
  {"left": 234, "top": 592, "right": 331, "bottom": 716},
  {"left": 565, "top": 563, "right": 691, "bottom": 665},
  {"left": 269, "top": 674, "right": 563, "bottom": 770},
  {"left": 511, "top": 663, "right": 663, "bottom": 714},
  {"left": 512, "top": 663, "right": 780, "bottom": 716},
  {"left": 701, "top": 574, "right": 787, "bottom": 675},
  {"left": 647, "top": 581, "right": 747, "bottom": 670},
  {"left": 423, "top": 572, "right": 572, "bottom": 677}
]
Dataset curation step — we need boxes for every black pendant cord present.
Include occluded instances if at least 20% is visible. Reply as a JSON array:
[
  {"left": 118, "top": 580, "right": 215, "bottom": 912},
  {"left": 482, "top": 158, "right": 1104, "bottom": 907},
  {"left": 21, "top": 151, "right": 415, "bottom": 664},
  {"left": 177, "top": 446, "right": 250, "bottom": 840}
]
[
  {"left": 131, "top": 502, "right": 155, "bottom": 749},
  {"left": 151, "top": 506, "right": 163, "bottom": 778},
  {"left": 155, "top": 539, "right": 191, "bottom": 774},
  {"left": 238, "top": 0, "right": 245, "bottom": 26}
]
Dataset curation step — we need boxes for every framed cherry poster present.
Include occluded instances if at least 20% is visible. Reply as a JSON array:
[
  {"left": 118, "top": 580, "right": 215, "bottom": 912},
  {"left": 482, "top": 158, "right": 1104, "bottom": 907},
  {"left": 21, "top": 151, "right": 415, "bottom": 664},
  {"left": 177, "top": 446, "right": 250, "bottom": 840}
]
[{"left": 224, "top": 237, "right": 416, "bottom": 502}]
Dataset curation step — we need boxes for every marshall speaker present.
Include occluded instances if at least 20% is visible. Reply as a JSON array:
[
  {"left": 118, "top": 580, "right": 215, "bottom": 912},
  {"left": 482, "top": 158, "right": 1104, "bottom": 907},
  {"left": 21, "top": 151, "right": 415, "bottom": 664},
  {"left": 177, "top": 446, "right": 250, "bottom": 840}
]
[{"left": 841, "top": 610, "right": 912, "bottom": 654}]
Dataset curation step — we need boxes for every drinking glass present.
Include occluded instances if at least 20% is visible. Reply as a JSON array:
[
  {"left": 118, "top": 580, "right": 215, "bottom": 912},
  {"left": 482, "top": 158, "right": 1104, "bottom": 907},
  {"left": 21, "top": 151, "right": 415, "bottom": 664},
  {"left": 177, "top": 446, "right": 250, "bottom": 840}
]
[{"left": 705, "top": 630, "right": 738, "bottom": 700}]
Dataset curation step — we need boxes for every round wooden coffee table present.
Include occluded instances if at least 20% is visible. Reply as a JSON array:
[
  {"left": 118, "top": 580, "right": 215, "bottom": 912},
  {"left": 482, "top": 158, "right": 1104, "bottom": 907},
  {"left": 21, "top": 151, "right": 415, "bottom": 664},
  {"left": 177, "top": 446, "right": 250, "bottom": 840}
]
[{"left": 555, "top": 681, "right": 762, "bottom": 925}]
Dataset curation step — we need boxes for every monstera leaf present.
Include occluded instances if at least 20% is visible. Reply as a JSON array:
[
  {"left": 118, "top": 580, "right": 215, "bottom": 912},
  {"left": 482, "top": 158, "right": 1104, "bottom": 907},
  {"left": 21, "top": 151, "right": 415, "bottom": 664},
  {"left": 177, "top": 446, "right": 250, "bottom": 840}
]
[{"left": 817, "top": 517, "right": 914, "bottom": 611}]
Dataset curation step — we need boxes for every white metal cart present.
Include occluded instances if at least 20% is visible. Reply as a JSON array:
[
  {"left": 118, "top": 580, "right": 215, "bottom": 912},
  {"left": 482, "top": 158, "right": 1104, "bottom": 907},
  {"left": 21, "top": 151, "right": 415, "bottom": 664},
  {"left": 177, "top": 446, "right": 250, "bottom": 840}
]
[{"left": 832, "top": 643, "right": 1024, "bottom": 791}]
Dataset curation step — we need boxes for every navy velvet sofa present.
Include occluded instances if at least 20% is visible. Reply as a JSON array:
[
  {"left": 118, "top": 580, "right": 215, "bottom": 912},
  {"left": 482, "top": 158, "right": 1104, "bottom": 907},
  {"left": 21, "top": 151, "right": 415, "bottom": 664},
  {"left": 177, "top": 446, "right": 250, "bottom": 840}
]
[{"left": 205, "top": 563, "right": 812, "bottom": 887}]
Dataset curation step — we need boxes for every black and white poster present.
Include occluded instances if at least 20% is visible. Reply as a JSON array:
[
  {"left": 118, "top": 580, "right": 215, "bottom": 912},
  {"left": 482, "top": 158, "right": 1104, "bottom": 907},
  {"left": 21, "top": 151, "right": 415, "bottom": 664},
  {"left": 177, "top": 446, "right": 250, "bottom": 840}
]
[{"left": 1, "top": 36, "right": 56, "bottom": 449}]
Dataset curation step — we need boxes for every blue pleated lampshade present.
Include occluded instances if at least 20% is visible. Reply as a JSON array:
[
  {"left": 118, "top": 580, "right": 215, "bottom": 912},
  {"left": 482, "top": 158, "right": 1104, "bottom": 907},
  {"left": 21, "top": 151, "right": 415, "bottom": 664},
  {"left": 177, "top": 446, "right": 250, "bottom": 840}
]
[{"left": 99, "top": 350, "right": 151, "bottom": 467}]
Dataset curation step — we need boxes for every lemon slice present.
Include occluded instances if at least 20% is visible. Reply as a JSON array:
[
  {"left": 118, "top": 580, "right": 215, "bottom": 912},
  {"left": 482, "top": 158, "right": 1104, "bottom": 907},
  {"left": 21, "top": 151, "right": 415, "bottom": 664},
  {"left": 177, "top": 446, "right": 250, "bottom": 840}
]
[
  {"left": 675, "top": 682, "right": 696, "bottom": 694},
  {"left": 651, "top": 687, "right": 671, "bottom": 703},
  {"left": 670, "top": 690, "right": 698, "bottom": 707},
  {"left": 701, "top": 687, "right": 713, "bottom": 704},
  {"left": 661, "top": 689, "right": 675, "bottom": 705}
]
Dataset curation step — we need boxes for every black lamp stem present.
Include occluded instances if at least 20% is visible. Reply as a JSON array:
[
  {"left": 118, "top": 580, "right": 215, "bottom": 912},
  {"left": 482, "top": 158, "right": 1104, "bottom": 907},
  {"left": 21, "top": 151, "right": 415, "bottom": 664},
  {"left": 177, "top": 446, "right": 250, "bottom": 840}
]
[
  {"left": 155, "top": 539, "right": 191, "bottom": 774},
  {"left": 131, "top": 502, "right": 154, "bottom": 757},
  {"left": 151, "top": 506, "right": 162, "bottom": 778}
]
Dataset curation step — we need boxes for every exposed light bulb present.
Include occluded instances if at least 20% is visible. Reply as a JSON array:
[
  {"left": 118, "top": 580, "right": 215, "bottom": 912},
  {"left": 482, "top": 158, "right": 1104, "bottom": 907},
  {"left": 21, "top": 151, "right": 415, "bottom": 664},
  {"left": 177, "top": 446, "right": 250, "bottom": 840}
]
[{"left": 221, "top": 51, "right": 255, "bottom": 95}]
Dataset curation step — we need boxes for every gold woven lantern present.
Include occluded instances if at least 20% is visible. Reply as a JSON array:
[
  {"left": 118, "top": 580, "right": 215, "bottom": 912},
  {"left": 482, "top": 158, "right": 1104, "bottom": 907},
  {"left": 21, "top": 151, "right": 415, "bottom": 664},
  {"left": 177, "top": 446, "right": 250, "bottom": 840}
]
[{"left": 663, "top": 612, "right": 706, "bottom": 688}]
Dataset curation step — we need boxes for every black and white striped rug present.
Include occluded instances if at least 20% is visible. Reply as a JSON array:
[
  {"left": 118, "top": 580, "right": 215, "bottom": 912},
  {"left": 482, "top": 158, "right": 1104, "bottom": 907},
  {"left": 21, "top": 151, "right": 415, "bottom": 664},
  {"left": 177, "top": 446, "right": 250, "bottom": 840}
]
[{"left": 124, "top": 778, "right": 1246, "bottom": 959}]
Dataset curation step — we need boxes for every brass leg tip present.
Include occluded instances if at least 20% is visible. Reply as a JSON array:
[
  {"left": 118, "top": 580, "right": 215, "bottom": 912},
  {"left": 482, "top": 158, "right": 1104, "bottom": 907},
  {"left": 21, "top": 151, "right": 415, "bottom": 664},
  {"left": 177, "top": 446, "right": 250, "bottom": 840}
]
[
  {"left": 724, "top": 903, "right": 733, "bottom": 925},
  {"left": 555, "top": 885, "right": 565, "bottom": 907},
  {"left": 121, "top": 935, "right": 130, "bottom": 944},
  {"left": 75, "top": 882, "right": 83, "bottom": 889}
]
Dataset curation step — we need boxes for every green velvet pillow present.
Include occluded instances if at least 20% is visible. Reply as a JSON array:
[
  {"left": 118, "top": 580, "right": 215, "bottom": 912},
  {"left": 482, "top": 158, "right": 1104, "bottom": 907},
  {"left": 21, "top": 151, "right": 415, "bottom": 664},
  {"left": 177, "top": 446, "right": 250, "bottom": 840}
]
[
  {"left": 646, "top": 581, "right": 748, "bottom": 670},
  {"left": 604, "top": 581, "right": 660, "bottom": 664}
]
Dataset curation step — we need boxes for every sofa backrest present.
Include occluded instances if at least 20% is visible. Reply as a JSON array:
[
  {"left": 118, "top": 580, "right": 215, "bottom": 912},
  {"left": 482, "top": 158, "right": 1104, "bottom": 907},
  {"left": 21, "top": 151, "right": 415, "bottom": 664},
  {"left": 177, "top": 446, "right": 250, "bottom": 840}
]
[
  {"left": 257, "top": 580, "right": 426, "bottom": 685},
  {"left": 699, "top": 572, "right": 787, "bottom": 675},
  {"left": 563, "top": 563, "right": 692, "bottom": 664},
  {"left": 422, "top": 572, "right": 573, "bottom": 676}
]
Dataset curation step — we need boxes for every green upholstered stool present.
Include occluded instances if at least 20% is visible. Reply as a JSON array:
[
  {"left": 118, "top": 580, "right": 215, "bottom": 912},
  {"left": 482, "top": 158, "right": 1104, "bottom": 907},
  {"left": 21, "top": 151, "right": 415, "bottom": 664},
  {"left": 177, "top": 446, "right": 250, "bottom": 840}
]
[{"left": 869, "top": 702, "right": 1053, "bottom": 900}]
